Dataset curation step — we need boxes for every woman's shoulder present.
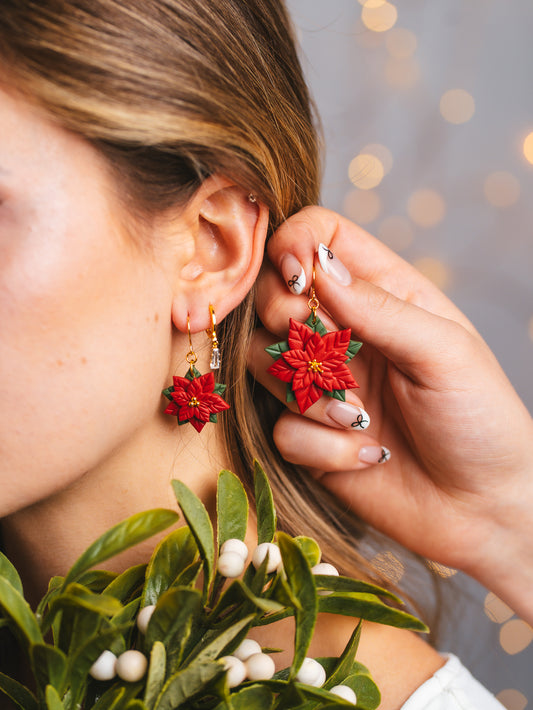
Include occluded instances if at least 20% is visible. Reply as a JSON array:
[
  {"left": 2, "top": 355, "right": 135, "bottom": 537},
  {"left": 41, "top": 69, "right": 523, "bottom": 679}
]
[{"left": 401, "top": 654, "right": 505, "bottom": 710}]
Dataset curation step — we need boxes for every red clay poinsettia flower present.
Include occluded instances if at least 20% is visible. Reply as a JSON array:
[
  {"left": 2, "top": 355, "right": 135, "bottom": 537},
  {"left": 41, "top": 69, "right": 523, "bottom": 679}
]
[
  {"left": 163, "top": 370, "right": 230, "bottom": 433},
  {"left": 266, "top": 317, "right": 361, "bottom": 413}
]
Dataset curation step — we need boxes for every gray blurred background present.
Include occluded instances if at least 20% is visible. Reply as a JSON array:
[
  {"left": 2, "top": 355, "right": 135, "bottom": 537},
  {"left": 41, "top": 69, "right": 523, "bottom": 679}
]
[{"left": 286, "top": 1, "right": 533, "bottom": 707}]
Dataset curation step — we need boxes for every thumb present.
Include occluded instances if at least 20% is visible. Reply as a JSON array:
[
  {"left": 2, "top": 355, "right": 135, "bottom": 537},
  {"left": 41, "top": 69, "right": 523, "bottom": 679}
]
[{"left": 314, "top": 249, "right": 467, "bottom": 382}]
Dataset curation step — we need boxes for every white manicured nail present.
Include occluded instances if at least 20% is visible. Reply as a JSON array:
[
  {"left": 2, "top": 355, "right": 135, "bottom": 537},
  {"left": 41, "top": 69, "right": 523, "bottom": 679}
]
[
  {"left": 359, "top": 446, "right": 391, "bottom": 465},
  {"left": 281, "top": 254, "right": 306, "bottom": 295},
  {"left": 327, "top": 401, "right": 370, "bottom": 430},
  {"left": 318, "top": 243, "right": 351, "bottom": 286}
]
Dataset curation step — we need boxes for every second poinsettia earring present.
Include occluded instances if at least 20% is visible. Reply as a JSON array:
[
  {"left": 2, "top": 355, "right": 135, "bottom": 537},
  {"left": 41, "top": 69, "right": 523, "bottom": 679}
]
[
  {"left": 162, "top": 306, "right": 230, "bottom": 432},
  {"left": 265, "top": 266, "right": 362, "bottom": 414}
]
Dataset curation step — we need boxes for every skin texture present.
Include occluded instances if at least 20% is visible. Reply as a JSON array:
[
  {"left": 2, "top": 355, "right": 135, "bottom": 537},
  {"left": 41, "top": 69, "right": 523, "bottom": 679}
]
[
  {"left": 0, "top": 86, "right": 443, "bottom": 708},
  {"left": 252, "top": 206, "right": 533, "bottom": 627}
]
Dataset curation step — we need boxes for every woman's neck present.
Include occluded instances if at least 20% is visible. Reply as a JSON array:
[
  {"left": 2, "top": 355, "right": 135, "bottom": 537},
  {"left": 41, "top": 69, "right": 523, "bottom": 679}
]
[{"left": 2, "top": 413, "right": 228, "bottom": 607}]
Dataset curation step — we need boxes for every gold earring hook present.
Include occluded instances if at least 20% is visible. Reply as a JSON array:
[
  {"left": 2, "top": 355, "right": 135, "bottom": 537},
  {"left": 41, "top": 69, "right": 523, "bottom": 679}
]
[
  {"left": 307, "top": 266, "right": 320, "bottom": 324},
  {"left": 185, "top": 315, "right": 198, "bottom": 375}
]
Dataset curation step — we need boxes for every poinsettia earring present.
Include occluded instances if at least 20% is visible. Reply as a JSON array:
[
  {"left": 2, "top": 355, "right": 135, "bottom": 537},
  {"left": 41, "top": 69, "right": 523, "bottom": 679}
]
[
  {"left": 265, "top": 267, "right": 362, "bottom": 414},
  {"left": 163, "top": 307, "right": 230, "bottom": 432}
]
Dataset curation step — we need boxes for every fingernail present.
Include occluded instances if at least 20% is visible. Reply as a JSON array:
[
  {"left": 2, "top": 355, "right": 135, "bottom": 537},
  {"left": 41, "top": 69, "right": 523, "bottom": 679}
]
[
  {"left": 280, "top": 254, "right": 306, "bottom": 295},
  {"left": 318, "top": 243, "right": 352, "bottom": 286},
  {"left": 327, "top": 401, "right": 370, "bottom": 430},
  {"left": 359, "top": 446, "right": 391, "bottom": 465}
]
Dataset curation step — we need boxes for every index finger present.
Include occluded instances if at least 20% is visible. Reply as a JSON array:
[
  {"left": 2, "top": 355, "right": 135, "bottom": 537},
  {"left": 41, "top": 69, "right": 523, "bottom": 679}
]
[{"left": 268, "top": 206, "right": 476, "bottom": 332}]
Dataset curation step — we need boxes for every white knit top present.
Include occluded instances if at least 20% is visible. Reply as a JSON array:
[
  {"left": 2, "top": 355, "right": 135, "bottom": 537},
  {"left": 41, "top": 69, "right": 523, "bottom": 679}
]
[{"left": 401, "top": 655, "right": 505, "bottom": 709}]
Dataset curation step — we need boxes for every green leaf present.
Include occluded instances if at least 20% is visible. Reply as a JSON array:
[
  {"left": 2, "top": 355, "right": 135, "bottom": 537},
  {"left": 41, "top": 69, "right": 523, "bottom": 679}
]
[
  {"left": 286, "top": 386, "right": 296, "bottom": 403},
  {"left": 125, "top": 702, "right": 147, "bottom": 710},
  {"left": 112, "top": 597, "right": 141, "bottom": 628},
  {"left": 62, "top": 509, "right": 179, "bottom": 590},
  {"left": 31, "top": 644, "right": 67, "bottom": 696},
  {"left": 0, "top": 577, "right": 43, "bottom": 647},
  {"left": 264, "top": 341, "right": 290, "bottom": 359},
  {"left": 341, "top": 672, "right": 381, "bottom": 710},
  {"left": 77, "top": 570, "right": 118, "bottom": 593},
  {"left": 45, "top": 685, "right": 65, "bottom": 710},
  {"left": 153, "top": 660, "right": 224, "bottom": 710},
  {"left": 105, "top": 564, "right": 147, "bottom": 602},
  {"left": 0, "top": 551, "right": 23, "bottom": 595},
  {"left": 305, "top": 313, "right": 327, "bottom": 336},
  {"left": 329, "top": 389, "right": 346, "bottom": 402},
  {"left": 171, "top": 480, "right": 215, "bottom": 599},
  {"left": 172, "top": 559, "right": 202, "bottom": 588},
  {"left": 0, "top": 672, "right": 38, "bottom": 710},
  {"left": 323, "top": 621, "right": 361, "bottom": 690},
  {"left": 278, "top": 533, "right": 318, "bottom": 680},
  {"left": 143, "top": 528, "right": 197, "bottom": 607},
  {"left": 217, "top": 469, "right": 248, "bottom": 547},
  {"left": 144, "top": 641, "right": 167, "bottom": 708},
  {"left": 345, "top": 339, "right": 363, "bottom": 360},
  {"left": 312, "top": 575, "right": 402, "bottom": 604},
  {"left": 294, "top": 537, "right": 321, "bottom": 568},
  {"left": 145, "top": 587, "right": 202, "bottom": 663},
  {"left": 192, "top": 614, "right": 255, "bottom": 664},
  {"left": 44, "top": 584, "right": 123, "bottom": 633},
  {"left": 318, "top": 593, "right": 428, "bottom": 632},
  {"left": 36, "top": 577, "right": 64, "bottom": 624},
  {"left": 254, "top": 460, "right": 276, "bottom": 544},
  {"left": 213, "top": 382, "right": 227, "bottom": 396},
  {"left": 226, "top": 685, "right": 275, "bottom": 709}
]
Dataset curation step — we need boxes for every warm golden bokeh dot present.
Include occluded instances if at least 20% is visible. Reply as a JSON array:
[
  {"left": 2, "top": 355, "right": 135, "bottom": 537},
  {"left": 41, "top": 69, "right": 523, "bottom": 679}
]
[
  {"left": 362, "top": 142, "right": 394, "bottom": 175},
  {"left": 484, "top": 171, "right": 521, "bottom": 208},
  {"left": 348, "top": 153, "right": 385, "bottom": 190},
  {"left": 343, "top": 188, "right": 382, "bottom": 225},
  {"left": 384, "top": 57, "right": 421, "bottom": 89},
  {"left": 371, "top": 551, "right": 405, "bottom": 584},
  {"left": 523, "top": 131, "right": 533, "bottom": 165},
  {"left": 358, "top": 0, "right": 386, "bottom": 6},
  {"left": 496, "top": 689, "right": 528, "bottom": 710},
  {"left": 407, "top": 188, "right": 446, "bottom": 227},
  {"left": 377, "top": 215, "right": 414, "bottom": 251},
  {"left": 500, "top": 619, "right": 533, "bottom": 655},
  {"left": 361, "top": 1, "right": 398, "bottom": 33},
  {"left": 412, "top": 257, "right": 451, "bottom": 290},
  {"left": 385, "top": 27, "right": 418, "bottom": 58},
  {"left": 484, "top": 592, "right": 515, "bottom": 624},
  {"left": 439, "top": 89, "right": 475, "bottom": 124},
  {"left": 425, "top": 561, "right": 458, "bottom": 578}
]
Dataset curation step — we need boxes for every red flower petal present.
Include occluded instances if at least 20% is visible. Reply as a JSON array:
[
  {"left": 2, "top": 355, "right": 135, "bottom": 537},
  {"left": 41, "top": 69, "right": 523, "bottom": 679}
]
[
  {"left": 287, "top": 318, "right": 314, "bottom": 351},
  {"left": 322, "top": 328, "right": 352, "bottom": 356},
  {"left": 294, "top": 382, "right": 323, "bottom": 412},
  {"left": 267, "top": 358, "right": 295, "bottom": 383}
]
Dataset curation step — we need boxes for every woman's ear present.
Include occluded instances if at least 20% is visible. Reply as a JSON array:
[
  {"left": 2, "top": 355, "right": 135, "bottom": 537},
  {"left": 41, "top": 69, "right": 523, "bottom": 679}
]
[{"left": 170, "top": 176, "right": 269, "bottom": 332}]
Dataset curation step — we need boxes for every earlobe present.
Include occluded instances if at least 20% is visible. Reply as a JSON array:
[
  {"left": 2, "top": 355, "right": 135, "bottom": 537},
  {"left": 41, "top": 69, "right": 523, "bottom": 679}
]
[{"left": 171, "top": 177, "right": 269, "bottom": 333}]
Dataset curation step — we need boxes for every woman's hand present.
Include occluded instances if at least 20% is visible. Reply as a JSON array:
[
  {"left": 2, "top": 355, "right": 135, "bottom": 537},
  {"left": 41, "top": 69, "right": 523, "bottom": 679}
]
[{"left": 250, "top": 207, "right": 533, "bottom": 623}]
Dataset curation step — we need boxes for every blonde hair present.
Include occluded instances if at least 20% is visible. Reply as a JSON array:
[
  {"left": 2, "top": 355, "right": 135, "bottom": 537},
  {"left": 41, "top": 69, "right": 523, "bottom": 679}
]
[{"left": 0, "top": 0, "right": 398, "bottom": 590}]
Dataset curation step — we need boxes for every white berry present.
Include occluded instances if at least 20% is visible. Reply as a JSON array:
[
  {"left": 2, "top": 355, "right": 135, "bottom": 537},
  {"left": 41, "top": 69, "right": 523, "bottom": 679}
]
[
  {"left": 115, "top": 650, "right": 148, "bottom": 682},
  {"left": 217, "top": 551, "right": 246, "bottom": 578},
  {"left": 311, "top": 562, "right": 339, "bottom": 595},
  {"left": 295, "top": 657, "right": 326, "bottom": 687},
  {"left": 330, "top": 685, "right": 357, "bottom": 704},
  {"left": 136, "top": 604, "right": 156, "bottom": 635},
  {"left": 311, "top": 562, "right": 339, "bottom": 577},
  {"left": 89, "top": 650, "right": 117, "bottom": 681},
  {"left": 220, "top": 538, "right": 248, "bottom": 560},
  {"left": 233, "top": 638, "right": 262, "bottom": 661},
  {"left": 245, "top": 652, "right": 276, "bottom": 681},
  {"left": 220, "top": 655, "right": 247, "bottom": 688},
  {"left": 252, "top": 542, "right": 281, "bottom": 574}
]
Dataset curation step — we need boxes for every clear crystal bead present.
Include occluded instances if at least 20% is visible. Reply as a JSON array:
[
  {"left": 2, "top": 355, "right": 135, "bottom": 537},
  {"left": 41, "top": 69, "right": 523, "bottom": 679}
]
[{"left": 210, "top": 347, "right": 221, "bottom": 370}]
